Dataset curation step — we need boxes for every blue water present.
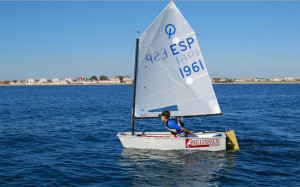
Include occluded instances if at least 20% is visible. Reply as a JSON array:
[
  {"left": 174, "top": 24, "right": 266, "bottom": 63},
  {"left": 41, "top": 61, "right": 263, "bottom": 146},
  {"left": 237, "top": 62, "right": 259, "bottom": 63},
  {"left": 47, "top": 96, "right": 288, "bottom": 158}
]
[{"left": 0, "top": 84, "right": 299, "bottom": 186}]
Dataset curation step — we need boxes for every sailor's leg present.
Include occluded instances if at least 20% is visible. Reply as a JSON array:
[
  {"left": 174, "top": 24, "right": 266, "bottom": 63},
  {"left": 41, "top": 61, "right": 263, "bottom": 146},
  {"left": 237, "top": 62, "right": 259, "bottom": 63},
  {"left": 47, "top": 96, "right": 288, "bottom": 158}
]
[{"left": 177, "top": 132, "right": 188, "bottom": 137}]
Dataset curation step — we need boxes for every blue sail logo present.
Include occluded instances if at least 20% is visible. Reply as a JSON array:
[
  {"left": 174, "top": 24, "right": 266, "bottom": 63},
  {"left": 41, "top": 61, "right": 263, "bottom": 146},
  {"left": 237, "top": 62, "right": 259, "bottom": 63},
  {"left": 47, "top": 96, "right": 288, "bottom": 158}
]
[{"left": 165, "top": 24, "right": 176, "bottom": 39}]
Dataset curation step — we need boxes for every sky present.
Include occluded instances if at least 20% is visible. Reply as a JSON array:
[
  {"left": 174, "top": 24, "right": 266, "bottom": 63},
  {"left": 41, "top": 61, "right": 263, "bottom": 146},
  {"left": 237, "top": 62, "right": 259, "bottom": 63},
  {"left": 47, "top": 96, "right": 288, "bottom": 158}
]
[{"left": 0, "top": 1, "right": 299, "bottom": 80}]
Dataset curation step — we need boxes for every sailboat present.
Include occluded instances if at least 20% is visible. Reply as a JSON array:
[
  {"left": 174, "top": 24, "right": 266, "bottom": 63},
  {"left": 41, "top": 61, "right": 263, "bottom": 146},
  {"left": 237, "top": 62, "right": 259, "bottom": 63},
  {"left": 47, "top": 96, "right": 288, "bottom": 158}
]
[{"left": 117, "top": 1, "right": 239, "bottom": 151}]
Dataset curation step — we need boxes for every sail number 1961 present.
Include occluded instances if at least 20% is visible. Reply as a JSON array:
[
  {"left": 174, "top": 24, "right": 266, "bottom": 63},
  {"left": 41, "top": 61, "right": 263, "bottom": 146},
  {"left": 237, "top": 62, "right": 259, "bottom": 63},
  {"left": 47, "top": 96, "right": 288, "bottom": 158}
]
[{"left": 179, "top": 60, "right": 204, "bottom": 78}]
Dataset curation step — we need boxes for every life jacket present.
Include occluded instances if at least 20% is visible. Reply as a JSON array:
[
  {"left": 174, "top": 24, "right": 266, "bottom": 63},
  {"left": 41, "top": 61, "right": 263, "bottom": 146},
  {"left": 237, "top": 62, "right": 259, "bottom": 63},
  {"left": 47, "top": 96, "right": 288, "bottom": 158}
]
[{"left": 166, "top": 117, "right": 184, "bottom": 135}]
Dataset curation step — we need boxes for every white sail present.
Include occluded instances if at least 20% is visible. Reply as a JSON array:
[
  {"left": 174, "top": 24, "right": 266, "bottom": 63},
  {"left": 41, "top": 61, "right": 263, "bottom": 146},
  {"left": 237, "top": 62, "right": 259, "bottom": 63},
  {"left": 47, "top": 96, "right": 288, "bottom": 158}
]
[{"left": 134, "top": 1, "right": 221, "bottom": 118}]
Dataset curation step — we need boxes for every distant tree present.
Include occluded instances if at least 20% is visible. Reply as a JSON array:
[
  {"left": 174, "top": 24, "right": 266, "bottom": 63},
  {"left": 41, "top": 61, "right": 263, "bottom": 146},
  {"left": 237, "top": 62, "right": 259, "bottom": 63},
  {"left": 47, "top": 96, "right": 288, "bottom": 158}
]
[
  {"left": 90, "top": 75, "right": 98, "bottom": 81},
  {"left": 99, "top": 75, "right": 108, "bottom": 80},
  {"left": 227, "top": 79, "right": 234, "bottom": 83},
  {"left": 214, "top": 78, "right": 221, "bottom": 83}
]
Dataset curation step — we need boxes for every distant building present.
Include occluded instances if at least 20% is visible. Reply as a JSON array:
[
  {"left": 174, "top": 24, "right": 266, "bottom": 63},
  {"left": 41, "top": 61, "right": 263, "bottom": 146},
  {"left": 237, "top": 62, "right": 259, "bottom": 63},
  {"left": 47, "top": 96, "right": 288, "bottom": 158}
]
[
  {"left": 253, "top": 78, "right": 266, "bottom": 82},
  {"left": 235, "top": 78, "right": 250, "bottom": 82},
  {"left": 98, "top": 80, "right": 110, "bottom": 84},
  {"left": 39, "top": 78, "right": 48, "bottom": 84},
  {"left": 109, "top": 77, "right": 121, "bottom": 83},
  {"left": 76, "top": 77, "right": 86, "bottom": 82},
  {"left": 58, "top": 80, "right": 69, "bottom": 84},
  {"left": 65, "top": 78, "right": 73, "bottom": 83},
  {"left": 123, "top": 76, "right": 133, "bottom": 83},
  {"left": 52, "top": 78, "right": 60, "bottom": 83},
  {"left": 271, "top": 78, "right": 283, "bottom": 82},
  {"left": 83, "top": 80, "right": 97, "bottom": 84},
  {"left": 16, "top": 80, "right": 25, "bottom": 84},
  {"left": 285, "top": 77, "right": 294, "bottom": 81},
  {"left": 26, "top": 78, "right": 36, "bottom": 84},
  {"left": 0, "top": 80, "right": 10, "bottom": 84},
  {"left": 219, "top": 78, "right": 227, "bottom": 83}
]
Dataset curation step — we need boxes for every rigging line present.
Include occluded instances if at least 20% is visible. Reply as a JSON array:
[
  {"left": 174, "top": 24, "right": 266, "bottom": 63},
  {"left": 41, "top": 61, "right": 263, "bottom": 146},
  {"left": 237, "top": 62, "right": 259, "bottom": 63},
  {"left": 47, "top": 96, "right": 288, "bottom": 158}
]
[{"left": 137, "top": 116, "right": 144, "bottom": 131}]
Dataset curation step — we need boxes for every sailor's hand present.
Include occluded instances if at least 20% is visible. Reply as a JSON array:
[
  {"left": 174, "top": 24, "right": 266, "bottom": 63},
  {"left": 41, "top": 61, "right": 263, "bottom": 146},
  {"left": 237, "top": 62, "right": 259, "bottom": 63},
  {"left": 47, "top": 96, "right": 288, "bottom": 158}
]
[{"left": 189, "top": 131, "right": 194, "bottom": 134}]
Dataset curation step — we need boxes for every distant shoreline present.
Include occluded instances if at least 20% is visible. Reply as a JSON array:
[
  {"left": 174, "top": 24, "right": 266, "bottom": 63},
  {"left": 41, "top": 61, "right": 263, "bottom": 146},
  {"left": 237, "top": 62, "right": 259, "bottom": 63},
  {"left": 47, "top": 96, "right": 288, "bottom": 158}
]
[
  {"left": 212, "top": 81, "right": 300, "bottom": 84},
  {"left": 0, "top": 82, "right": 299, "bottom": 86},
  {"left": 0, "top": 83, "right": 132, "bottom": 86}
]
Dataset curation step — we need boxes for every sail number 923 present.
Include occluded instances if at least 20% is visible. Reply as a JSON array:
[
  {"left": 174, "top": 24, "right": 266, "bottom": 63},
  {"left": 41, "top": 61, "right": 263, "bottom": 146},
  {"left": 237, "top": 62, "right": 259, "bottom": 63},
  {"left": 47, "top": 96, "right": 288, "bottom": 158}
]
[{"left": 179, "top": 60, "right": 204, "bottom": 78}]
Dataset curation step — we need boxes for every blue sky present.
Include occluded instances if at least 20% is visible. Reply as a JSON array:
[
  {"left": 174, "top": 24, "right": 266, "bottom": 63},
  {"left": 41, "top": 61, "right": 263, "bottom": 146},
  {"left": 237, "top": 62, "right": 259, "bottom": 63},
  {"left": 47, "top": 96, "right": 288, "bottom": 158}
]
[{"left": 0, "top": 1, "right": 299, "bottom": 80}]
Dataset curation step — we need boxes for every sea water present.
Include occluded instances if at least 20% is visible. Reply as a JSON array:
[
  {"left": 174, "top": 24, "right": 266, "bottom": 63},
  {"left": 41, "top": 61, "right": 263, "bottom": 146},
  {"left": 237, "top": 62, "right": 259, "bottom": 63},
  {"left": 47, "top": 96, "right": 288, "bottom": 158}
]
[{"left": 0, "top": 84, "right": 299, "bottom": 186}]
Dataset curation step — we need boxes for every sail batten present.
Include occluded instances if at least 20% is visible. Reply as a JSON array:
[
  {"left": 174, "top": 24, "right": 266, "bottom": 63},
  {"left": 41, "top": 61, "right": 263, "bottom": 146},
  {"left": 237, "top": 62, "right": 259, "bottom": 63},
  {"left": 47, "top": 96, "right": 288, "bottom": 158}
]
[{"left": 134, "top": 1, "right": 221, "bottom": 118}]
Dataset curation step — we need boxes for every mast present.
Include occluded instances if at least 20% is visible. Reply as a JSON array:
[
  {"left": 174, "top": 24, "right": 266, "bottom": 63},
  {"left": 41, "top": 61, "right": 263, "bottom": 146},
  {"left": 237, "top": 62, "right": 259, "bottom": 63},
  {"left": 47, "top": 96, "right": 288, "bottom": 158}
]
[{"left": 131, "top": 38, "right": 139, "bottom": 135}]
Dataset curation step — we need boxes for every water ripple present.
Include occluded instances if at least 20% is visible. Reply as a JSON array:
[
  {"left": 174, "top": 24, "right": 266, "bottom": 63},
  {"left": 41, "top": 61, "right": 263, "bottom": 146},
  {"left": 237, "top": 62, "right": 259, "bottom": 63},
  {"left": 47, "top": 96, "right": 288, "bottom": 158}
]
[{"left": 0, "top": 84, "right": 299, "bottom": 186}]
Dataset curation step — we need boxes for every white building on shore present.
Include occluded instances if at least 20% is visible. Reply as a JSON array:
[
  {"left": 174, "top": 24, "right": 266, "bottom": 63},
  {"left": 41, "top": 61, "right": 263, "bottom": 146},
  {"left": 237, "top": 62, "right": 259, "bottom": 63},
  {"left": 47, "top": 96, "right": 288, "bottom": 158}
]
[
  {"left": 39, "top": 78, "right": 48, "bottom": 84},
  {"left": 51, "top": 78, "right": 69, "bottom": 84},
  {"left": 52, "top": 78, "right": 60, "bottom": 83},
  {"left": 285, "top": 77, "right": 294, "bottom": 81},
  {"left": 271, "top": 78, "right": 283, "bottom": 82},
  {"left": 98, "top": 80, "right": 110, "bottom": 84},
  {"left": 26, "top": 78, "right": 37, "bottom": 84},
  {"left": 109, "top": 77, "right": 121, "bottom": 84},
  {"left": 83, "top": 80, "right": 98, "bottom": 84},
  {"left": 65, "top": 78, "right": 73, "bottom": 83},
  {"left": 123, "top": 76, "right": 133, "bottom": 84}
]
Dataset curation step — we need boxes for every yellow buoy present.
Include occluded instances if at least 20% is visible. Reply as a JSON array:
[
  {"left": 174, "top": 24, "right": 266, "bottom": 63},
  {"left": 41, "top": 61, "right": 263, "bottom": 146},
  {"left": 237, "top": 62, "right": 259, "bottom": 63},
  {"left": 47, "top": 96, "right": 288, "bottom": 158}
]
[{"left": 226, "top": 130, "right": 240, "bottom": 150}]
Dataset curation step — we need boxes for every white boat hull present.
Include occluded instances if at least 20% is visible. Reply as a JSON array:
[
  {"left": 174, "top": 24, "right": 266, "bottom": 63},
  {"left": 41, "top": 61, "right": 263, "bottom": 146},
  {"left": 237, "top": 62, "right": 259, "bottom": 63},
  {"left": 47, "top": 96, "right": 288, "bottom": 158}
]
[{"left": 117, "top": 132, "right": 226, "bottom": 151}]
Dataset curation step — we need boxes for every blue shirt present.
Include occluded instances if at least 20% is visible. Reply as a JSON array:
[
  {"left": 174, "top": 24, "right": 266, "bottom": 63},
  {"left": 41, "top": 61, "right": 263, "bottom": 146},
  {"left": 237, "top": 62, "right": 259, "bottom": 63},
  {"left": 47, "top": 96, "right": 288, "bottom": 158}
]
[{"left": 167, "top": 119, "right": 183, "bottom": 134}]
